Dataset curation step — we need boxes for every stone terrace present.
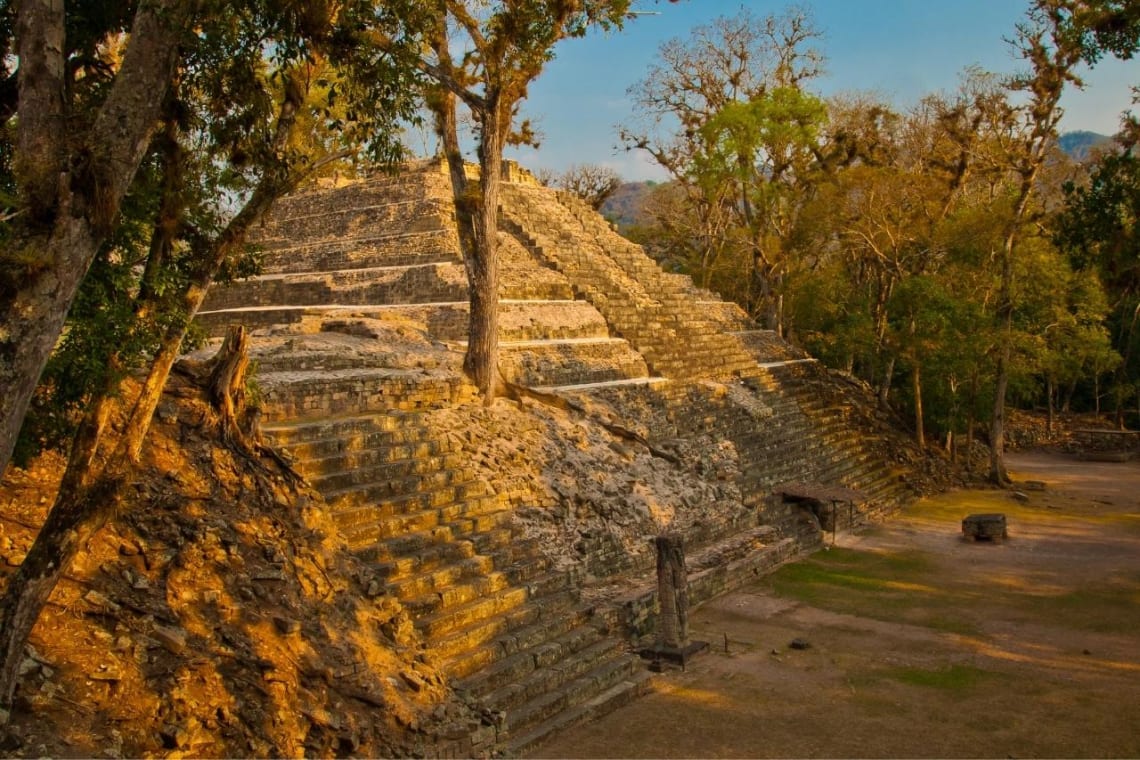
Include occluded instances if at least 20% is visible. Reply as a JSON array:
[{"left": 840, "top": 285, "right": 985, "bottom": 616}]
[{"left": 194, "top": 158, "right": 925, "bottom": 754}]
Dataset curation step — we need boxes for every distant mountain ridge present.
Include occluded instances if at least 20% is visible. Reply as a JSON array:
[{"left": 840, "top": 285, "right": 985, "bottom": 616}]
[
  {"left": 1058, "top": 130, "right": 1113, "bottom": 161},
  {"left": 600, "top": 180, "right": 658, "bottom": 230}
]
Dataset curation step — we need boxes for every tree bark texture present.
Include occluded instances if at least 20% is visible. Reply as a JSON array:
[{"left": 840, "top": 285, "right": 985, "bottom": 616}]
[
  {"left": 912, "top": 362, "right": 925, "bottom": 448},
  {"left": 13, "top": 0, "right": 66, "bottom": 219},
  {"left": 463, "top": 100, "right": 503, "bottom": 404},
  {"left": 0, "top": 0, "right": 188, "bottom": 478}
]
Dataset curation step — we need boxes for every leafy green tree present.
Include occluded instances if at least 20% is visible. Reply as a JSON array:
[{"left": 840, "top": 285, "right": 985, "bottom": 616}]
[
  {"left": 984, "top": 0, "right": 1091, "bottom": 483},
  {"left": 0, "top": 0, "right": 426, "bottom": 712},
  {"left": 1057, "top": 113, "right": 1140, "bottom": 425},
  {"left": 0, "top": 0, "right": 190, "bottom": 478},
  {"left": 620, "top": 8, "right": 825, "bottom": 332},
  {"left": 693, "top": 87, "right": 827, "bottom": 330}
]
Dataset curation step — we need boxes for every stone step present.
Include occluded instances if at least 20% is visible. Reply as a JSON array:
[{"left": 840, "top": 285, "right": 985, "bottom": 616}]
[
  {"left": 258, "top": 368, "right": 474, "bottom": 421},
  {"left": 333, "top": 490, "right": 500, "bottom": 540},
  {"left": 403, "top": 571, "right": 515, "bottom": 617},
  {"left": 500, "top": 655, "right": 647, "bottom": 749},
  {"left": 418, "top": 585, "right": 535, "bottom": 643},
  {"left": 360, "top": 538, "right": 478, "bottom": 577},
  {"left": 297, "top": 438, "right": 455, "bottom": 476},
  {"left": 386, "top": 554, "right": 497, "bottom": 599},
  {"left": 310, "top": 451, "right": 468, "bottom": 492},
  {"left": 324, "top": 472, "right": 489, "bottom": 514},
  {"left": 497, "top": 338, "right": 650, "bottom": 388},
  {"left": 256, "top": 198, "right": 454, "bottom": 250},
  {"left": 201, "top": 261, "right": 471, "bottom": 312},
  {"left": 262, "top": 413, "right": 438, "bottom": 455},
  {"left": 476, "top": 633, "right": 629, "bottom": 724},
  {"left": 330, "top": 487, "right": 499, "bottom": 528},
  {"left": 467, "top": 629, "right": 621, "bottom": 710},
  {"left": 337, "top": 497, "right": 507, "bottom": 545},
  {"left": 435, "top": 590, "right": 581, "bottom": 678}
]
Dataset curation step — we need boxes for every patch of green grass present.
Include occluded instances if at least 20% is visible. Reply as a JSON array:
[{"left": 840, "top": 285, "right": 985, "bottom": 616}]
[
  {"left": 763, "top": 547, "right": 981, "bottom": 635},
  {"left": 885, "top": 663, "right": 998, "bottom": 693},
  {"left": 766, "top": 546, "right": 934, "bottom": 599}
]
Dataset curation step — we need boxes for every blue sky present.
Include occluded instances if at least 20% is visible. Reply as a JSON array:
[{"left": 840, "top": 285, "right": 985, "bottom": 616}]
[{"left": 493, "top": 1, "right": 1138, "bottom": 181}]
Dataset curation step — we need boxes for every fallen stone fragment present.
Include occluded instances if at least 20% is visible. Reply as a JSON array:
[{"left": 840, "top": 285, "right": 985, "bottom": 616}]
[
  {"left": 152, "top": 624, "right": 188, "bottom": 654},
  {"left": 83, "top": 589, "right": 121, "bottom": 612}
]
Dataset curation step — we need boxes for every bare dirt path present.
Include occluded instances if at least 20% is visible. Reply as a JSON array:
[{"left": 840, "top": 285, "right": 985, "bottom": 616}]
[{"left": 531, "top": 451, "right": 1140, "bottom": 758}]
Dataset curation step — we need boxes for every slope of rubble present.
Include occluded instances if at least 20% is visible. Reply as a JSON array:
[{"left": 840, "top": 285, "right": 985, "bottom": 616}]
[{"left": 0, "top": 372, "right": 489, "bottom": 759}]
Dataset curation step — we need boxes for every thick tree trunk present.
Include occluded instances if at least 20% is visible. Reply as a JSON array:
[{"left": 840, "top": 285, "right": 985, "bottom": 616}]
[
  {"left": 0, "top": 222, "right": 99, "bottom": 475},
  {"left": 204, "top": 326, "right": 251, "bottom": 444},
  {"left": 463, "top": 101, "right": 503, "bottom": 404},
  {"left": 426, "top": 32, "right": 481, "bottom": 363},
  {"left": 0, "top": 0, "right": 187, "bottom": 478},
  {"left": 13, "top": 0, "right": 66, "bottom": 219},
  {"left": 989, "top": 336, "right": 1012, "bottom": 485}
]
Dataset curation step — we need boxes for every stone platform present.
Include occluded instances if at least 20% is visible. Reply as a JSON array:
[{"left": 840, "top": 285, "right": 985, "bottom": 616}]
[{"left": 193, "top": 157, "right": 926, "bottom": 754}]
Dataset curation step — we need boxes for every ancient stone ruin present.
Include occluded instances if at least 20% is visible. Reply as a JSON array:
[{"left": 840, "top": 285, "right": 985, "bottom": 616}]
[{"left": 194, "top": 158, "right": 927, "bottom": 753}]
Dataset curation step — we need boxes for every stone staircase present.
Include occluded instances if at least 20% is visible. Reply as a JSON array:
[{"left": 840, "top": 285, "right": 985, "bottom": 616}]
[
  {"left": 499, "top": 184, "right": 760, "bottom": 382},
  {"left": 194, "top": 159, "right": 924, "bottom": 754},
  {"left": 498, "top": 181, "right": 917, "bottom": 530}
]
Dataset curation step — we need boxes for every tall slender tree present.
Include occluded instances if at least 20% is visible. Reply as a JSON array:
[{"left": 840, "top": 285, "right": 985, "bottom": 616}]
[
  {"left": 620, "top": 8, "right": 825, "bottom": 333},
  {"left": 988, "top": 0, "right": 1088, "bottom": 484},
  {"left": 415, "top": 1, "right": 631, "bottom": 404}
]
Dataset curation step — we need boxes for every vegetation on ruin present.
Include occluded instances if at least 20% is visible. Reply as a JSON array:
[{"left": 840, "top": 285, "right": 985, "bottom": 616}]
[
  {"left": 619, "top": 0, "right": 1140, "bottom": 475},
  {"left": 0, "top": 0, "right": 1137, "bottom": 749}
]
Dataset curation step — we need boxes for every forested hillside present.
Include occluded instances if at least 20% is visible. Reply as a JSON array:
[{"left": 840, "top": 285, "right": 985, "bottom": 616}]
[{"left": 607, "top": 5, "right": 1139, "bottom": 483}]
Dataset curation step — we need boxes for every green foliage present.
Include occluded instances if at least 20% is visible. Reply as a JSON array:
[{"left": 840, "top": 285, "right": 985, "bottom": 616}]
[
  {"left": 6, "top": 0, "right": 430, "bottom": 460},
  {"left": 1057, "top": 133, "right": 1140, "bottom": 416}
]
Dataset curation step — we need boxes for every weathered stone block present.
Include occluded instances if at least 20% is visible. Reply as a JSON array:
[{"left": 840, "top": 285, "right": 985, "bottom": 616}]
[{"left": 962, "top": 513, "right": 1008, "bottom": 542}]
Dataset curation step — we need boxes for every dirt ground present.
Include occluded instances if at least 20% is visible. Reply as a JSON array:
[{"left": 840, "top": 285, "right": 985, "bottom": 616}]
[{"left": 532, "top": 450, "right": 1140, "bottom": 759}]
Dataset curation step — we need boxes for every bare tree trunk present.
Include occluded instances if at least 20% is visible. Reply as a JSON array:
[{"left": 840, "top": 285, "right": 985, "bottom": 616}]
[
  {"left": 989, "top": 174, "right": 1036, "bottom": 486},
  {"left": 1046, "top": 375, "right": 1055, "bottom": 435},
  {"left": 989, "top": 344, "right": 1011, "bottom": 484},
  {"left": 965, "top": 373, "right": 979, "bottom": 475},
  {"left": 878, "top": 356, "right": 895, "bottom": 407},
  {"left": 463, "top": 100, "right": 503, "bottom": 404},
  {"left": 913, "top": 361, "right": 925, "bottom": 448}
]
